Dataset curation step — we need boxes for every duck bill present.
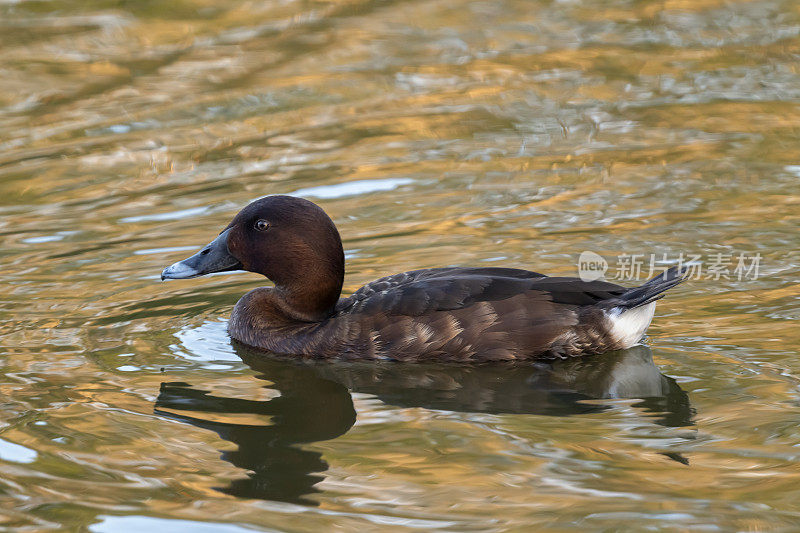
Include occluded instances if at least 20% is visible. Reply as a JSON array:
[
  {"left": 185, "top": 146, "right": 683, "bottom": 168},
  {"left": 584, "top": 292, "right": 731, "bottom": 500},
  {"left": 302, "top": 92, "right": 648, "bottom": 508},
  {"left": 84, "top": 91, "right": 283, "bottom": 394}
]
[{"left": 161, "top": 227, "right": 242, "bottom": 280}]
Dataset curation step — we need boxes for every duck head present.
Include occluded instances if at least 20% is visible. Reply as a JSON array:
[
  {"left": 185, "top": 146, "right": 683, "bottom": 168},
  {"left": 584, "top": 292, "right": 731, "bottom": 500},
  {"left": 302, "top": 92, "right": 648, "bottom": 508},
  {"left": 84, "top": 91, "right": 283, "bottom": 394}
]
[{"left": 161, "top": 195, "right": 345, "bottom": 320}]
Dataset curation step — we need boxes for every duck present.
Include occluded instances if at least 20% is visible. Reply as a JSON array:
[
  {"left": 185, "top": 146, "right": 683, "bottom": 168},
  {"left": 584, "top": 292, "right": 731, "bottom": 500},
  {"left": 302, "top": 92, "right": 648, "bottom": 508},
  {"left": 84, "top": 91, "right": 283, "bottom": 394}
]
[{"left": 161, "top": 195, "right": 686, "bottom": 362}]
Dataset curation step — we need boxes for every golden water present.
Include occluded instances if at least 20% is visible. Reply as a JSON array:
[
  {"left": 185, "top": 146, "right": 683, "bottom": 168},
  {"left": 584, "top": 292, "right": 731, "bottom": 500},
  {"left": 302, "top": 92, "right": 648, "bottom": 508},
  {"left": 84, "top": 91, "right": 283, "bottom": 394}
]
[{"left": 1, "top": 0, "right": 799, "bottom": 530}]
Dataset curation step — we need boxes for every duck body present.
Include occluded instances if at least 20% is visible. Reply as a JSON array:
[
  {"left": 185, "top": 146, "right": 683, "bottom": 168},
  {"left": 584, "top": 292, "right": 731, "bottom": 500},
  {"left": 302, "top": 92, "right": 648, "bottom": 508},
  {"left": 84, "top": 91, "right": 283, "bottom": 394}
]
[{"left": 162, "top": 195, "right": 686, "bottom": 362}]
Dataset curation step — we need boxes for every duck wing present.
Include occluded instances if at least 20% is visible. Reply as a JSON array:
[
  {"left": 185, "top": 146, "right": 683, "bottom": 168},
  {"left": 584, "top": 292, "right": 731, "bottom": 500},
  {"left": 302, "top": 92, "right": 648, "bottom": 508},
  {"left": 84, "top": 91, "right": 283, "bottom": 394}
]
[
  {"left": 336, "top": 267, "right": 627, "bottom": 317},
  {"left": 299, "top": 267, "right": 684, "bottom": 361}
]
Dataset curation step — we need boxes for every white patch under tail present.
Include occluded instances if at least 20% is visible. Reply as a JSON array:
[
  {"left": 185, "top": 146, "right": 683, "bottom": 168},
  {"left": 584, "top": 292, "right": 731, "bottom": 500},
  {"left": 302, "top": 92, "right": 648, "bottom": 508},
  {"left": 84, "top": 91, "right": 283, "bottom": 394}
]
[{"left": 606, "top": 302, "right": 657, "bottom": 349}]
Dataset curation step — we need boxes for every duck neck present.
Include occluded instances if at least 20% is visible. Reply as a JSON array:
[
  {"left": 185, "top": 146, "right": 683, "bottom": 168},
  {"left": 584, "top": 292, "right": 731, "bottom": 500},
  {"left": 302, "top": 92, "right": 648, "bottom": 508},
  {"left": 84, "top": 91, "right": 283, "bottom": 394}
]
[{"left": 273, "top": 255, "right": 344, "bottom": 322}]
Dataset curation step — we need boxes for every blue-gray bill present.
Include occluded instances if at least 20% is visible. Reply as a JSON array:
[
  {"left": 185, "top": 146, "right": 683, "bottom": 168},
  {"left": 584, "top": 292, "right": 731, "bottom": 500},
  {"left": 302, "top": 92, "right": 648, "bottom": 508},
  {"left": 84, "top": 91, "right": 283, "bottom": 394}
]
[{"left": 161, "top": 227, "right": 242, "bottom": 280}]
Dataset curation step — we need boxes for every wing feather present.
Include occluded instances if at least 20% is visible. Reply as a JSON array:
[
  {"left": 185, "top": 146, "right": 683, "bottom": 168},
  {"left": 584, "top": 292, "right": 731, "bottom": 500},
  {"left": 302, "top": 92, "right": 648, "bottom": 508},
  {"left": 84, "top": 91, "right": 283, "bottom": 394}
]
[{"left": 336, "top": 268, "right": 625, "bottom": 317}]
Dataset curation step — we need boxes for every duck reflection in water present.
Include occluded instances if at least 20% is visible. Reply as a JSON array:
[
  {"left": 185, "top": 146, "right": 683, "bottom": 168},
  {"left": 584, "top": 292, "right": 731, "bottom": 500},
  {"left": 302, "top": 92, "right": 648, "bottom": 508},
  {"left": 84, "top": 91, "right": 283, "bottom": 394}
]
[{"left": 154, "top": 345, "right": 693, "bottom": 505}]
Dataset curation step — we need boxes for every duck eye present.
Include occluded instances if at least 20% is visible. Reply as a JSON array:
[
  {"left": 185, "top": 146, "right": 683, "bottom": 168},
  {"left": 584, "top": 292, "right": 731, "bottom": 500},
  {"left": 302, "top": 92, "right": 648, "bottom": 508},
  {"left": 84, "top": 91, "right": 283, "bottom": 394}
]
[{"left": 255, "top": 219, "right": 270, "bottom": 231}]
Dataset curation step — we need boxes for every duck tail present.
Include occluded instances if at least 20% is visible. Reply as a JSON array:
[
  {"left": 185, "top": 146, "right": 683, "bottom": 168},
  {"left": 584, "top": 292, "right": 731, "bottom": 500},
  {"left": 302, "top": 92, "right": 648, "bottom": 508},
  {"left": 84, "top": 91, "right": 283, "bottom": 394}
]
[{"left": 611, "top": 265, "right": 689, "bottom": 311}]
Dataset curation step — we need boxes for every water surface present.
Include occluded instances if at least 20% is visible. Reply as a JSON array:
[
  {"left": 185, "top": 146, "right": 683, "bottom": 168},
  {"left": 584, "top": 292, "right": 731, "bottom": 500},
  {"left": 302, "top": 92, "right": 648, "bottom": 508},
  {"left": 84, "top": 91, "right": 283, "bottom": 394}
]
[{"left": 1, "top": 0, "right": 799, "bottom": 530}]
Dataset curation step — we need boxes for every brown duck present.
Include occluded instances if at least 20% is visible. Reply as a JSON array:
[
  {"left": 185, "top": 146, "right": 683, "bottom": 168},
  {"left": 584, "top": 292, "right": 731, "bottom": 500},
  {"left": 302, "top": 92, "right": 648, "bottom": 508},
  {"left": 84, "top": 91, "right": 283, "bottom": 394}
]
[{"left": 161, "top": 195, "right": 686, "bottom": 361}]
